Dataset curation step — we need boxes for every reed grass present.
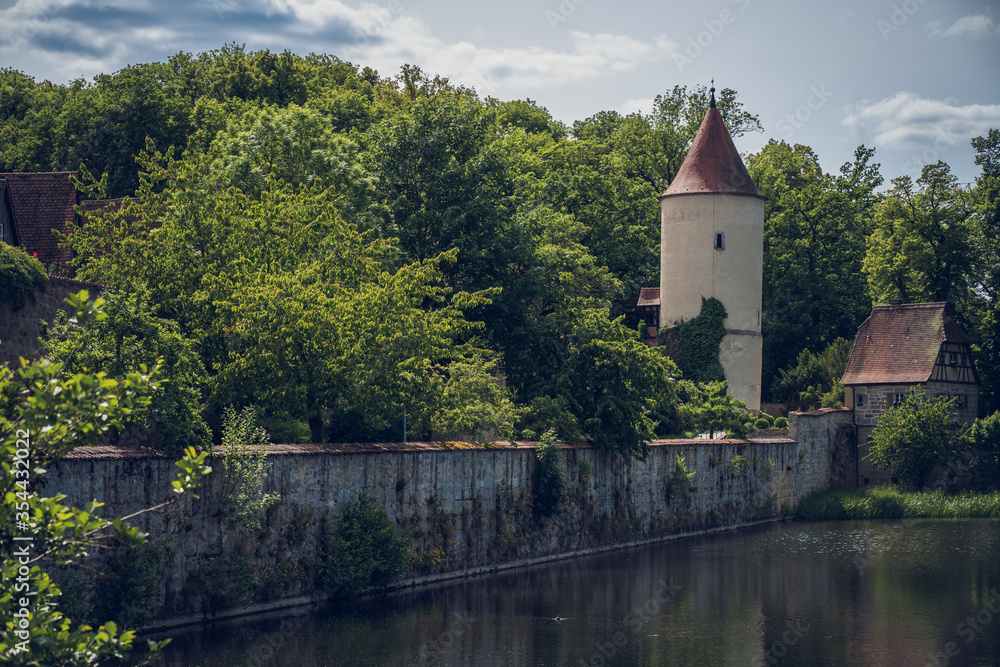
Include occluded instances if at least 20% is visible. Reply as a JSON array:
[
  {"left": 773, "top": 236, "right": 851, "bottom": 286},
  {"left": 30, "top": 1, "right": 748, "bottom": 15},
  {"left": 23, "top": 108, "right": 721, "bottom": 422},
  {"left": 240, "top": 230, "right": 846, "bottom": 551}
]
[{"left": 797, "top": 486, "right": 1000, "bottom": 520}]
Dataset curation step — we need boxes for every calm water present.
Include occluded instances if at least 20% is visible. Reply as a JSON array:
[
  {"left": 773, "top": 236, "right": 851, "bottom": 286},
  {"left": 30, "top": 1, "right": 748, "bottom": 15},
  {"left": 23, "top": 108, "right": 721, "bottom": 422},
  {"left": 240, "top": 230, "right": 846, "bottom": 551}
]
[{"left": 158, "top": 520, "right": 1000, "bottom": 666}]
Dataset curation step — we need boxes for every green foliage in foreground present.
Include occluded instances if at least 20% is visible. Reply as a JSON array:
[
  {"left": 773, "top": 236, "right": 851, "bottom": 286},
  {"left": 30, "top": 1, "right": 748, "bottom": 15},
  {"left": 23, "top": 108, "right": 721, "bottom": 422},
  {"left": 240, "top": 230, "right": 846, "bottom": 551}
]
[
  {"left": 1, "top": 293, "right": 212, "bottom": 665},
  {"left": 797, "top": 486, "right": 1000, "bottom": 520}
]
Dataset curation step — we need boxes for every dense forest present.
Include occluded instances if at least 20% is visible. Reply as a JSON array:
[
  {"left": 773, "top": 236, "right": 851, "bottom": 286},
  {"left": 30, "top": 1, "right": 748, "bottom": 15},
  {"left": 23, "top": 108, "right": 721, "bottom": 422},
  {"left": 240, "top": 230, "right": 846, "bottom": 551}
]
[{"left": 2, "top": 45, "right": 998, "bottom": 453}]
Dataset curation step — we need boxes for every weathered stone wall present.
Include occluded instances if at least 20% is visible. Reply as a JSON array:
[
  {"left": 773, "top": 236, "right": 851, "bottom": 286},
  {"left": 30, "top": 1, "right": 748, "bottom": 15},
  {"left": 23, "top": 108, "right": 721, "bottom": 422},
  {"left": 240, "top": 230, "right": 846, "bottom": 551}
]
[
  {"left": 788, "top": 408, "right": 857, "bottom": 487},
  {"left": 0, "top": 276, "right": 100, "bottom": 364},
  {"left": 37, "top": 415, "right": 848, "bottom": 627}
]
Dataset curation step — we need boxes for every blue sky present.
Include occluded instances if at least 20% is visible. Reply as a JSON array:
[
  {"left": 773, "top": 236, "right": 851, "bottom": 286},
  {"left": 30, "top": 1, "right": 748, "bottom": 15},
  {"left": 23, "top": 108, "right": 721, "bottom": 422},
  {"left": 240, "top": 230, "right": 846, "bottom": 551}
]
[{"left": 1, "top": 0, "right": 998, "bottom": 183}]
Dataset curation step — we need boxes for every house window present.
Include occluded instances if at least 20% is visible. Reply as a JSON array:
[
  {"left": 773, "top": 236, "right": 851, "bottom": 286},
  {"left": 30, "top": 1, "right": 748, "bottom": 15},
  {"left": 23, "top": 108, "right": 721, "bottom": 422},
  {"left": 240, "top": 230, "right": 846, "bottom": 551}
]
[
  {"left": 715, "top": 232, "right": 725, "bottom": 250},
  {"left": 956, "top": 394, "right": 966, "bottom": 408},
  {"left": 949, "top": 352, "right": 958, "bottom": 366},
  {"left": 856, "top": 394, "right": 864, "bottom": 407},
  {"left": 893, "top": 393, "right": 905, "bottom": 405}
]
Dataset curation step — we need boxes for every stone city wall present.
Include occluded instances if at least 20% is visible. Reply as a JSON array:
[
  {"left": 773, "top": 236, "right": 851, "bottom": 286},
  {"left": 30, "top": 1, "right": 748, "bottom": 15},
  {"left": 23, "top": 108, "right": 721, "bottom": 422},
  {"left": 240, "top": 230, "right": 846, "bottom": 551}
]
[{"left": 37, "top": 409, "right": 850, "bottom": 629}]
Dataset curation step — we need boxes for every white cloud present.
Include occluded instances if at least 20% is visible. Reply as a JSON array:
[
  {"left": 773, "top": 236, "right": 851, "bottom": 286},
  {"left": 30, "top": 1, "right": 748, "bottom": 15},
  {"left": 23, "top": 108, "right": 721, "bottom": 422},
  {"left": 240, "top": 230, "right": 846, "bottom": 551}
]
[
  {"left": 617, "top": 97, "right": 654, "bottom": 116},
  {"left": 935, "top": 13, "right": 997, "bottom": 38},
  {"left": 358, "top": 21, "right": 678, "bottom": 94},
  {"left": 843, "top": 92, "right": 1000, "bottom": 150},
  {"left": 943, "top": 14, "right": 996, "bottom": 37}
]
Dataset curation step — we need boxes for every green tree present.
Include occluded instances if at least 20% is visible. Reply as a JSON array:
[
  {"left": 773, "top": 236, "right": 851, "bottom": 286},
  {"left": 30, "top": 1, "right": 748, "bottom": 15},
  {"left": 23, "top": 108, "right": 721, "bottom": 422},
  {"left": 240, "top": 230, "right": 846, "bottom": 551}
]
[
  {"left": 432, "top": 356, "right": 524, "bottom": 445},
  {"left": 40, "top": 290, "right": 210, "bottom": 457},
  {"left": 771, "top": 337, "right": 853, "bottom": 406},
  {"left": 970, "top": 410, "right": 1000, "bottom": 485},
  {"left": 678, "top": 381, "right": 755, "bottom": 440},
  {"left": 555, "top": 312, "right": 680, "bottom": 458},
  {"left": 206, "top": 103, "right": 374, "bottom": 224},
  {"left": 865, "top": 387, "right": 966, "bottom": 488},
  {"left": 747, "top": 142, "right": 879, "bottom": 397},
  {"left": 0, "top": 293, "right": 210, "bottom": 665},
  {"left": 961, "top": 129, "right": 1000, "bottom": 414},
  {"left": 864, "top": 162, "right": 974, "bottom": 305}
]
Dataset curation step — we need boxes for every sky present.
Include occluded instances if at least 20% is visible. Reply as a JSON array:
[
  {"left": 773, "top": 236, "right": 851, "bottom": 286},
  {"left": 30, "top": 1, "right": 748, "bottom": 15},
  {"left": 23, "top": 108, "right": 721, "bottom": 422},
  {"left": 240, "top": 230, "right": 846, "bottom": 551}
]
[{"left": 1, "top": 0, "right": 999, "bottom": 184}]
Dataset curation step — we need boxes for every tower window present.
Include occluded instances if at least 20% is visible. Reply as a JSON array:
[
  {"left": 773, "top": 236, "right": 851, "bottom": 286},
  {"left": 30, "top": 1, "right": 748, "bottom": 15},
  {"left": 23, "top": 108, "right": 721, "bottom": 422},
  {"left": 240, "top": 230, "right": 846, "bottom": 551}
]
[
  {"left": 857, "top": 394, "right": 864, "bottom": 407},
  {"left": 715, "top": 232, "right": 725, "bottom": 250}
]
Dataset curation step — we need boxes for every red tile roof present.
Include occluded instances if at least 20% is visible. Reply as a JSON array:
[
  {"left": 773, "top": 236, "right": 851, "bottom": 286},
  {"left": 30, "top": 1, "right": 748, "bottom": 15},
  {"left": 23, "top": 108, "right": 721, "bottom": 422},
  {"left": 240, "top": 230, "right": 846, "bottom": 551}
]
[
  {"left": 2, "top": 172, "right": 79, "bottom": 264},
  {"left": 636, "top": 286, "right": 661, "bottom": 307},
  {"left": 842, "top": 302, "right": 972, "bottom": 385},
  {"left": 660, "top": 107, "right": 764, "bottom": 200}
]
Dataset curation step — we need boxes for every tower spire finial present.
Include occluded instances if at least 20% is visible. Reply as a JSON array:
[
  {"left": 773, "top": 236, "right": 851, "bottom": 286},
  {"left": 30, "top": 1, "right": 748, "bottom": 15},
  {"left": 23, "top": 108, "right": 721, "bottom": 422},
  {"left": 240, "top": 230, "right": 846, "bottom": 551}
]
[{"left": 709, "top": 79, "right": 716, "bottom": 109}]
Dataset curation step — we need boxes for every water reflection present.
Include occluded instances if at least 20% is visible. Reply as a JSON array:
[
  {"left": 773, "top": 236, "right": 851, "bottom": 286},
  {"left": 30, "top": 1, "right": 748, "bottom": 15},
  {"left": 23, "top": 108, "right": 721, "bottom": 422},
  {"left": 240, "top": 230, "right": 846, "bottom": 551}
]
[{"left": 158, "top": 520, "right": 1000, "bottom": 666}]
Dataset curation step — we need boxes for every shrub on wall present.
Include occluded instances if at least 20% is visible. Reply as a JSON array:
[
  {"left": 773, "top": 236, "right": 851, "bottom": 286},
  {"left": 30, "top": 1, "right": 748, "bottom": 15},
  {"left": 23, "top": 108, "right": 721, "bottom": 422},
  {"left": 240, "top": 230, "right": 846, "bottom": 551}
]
[
  {"left": 215, "top": 406, "right": 280, "bottom": 531},
  {"left": 92, "top": 540, "right": 168, "bottom": 628},
  {"left": 317, "top": 492, "right": 410, "bottom": 597},
  {"left": 534, "top": 429, "right": 567, "bottom": 517},
  {"left": 667, "top": 453, "right": 697, "bottom": 503},
  {"left": 0, "top": 241, "right": 47, "bottom": 310}
]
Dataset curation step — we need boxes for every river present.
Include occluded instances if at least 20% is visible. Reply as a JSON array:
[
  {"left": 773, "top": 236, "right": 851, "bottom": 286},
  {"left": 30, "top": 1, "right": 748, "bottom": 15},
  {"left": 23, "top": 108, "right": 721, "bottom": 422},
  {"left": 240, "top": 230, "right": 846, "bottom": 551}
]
[{"left": 157, "top": 519, "right": 1000, "bottom": 666}]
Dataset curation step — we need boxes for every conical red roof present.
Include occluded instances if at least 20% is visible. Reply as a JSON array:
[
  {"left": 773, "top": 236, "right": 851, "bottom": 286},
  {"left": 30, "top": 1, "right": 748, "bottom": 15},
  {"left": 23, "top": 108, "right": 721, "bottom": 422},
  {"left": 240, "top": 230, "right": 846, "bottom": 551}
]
[{"left": 660, "top": 107, "right": 764, "bottom": 199}]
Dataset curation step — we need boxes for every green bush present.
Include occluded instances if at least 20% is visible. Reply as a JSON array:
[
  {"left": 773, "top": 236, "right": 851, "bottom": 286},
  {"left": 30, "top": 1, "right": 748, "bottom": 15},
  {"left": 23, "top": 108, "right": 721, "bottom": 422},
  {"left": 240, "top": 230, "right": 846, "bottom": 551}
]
[
  {"left": 534, "top": 429, "right": 567, "bottom": 516},
  {"left": 970, "top": 411, "right": 1000, "bottom": 484},
  {"left": 754, "top": 417, "right": 770, "bottom": 430},
  {"left": 215, "top": 406, "right": 280, "bottom": 531},
  {"left": 774, "top": 417, "right": 789, "bottom": 428},
  {"left": 521, "top": 395, "right": 583, "bottom": 444},
  {"left": 667, "top": 453, "right": 696, "bottom": 503},
  {"left": 92, "top": 541, "right": 167, "bottom": 628},
  {"left": 759, "top": 412, "right": 776, "bottom": 427},
  {"left": 318, "top": 492, "right": 410, "bottom": 597},
  {"left": 866, "top": 387, "right": 965, "bottom": 489},
  {"left": 0, "top": 241, "right": 47, "bottom": 310}
]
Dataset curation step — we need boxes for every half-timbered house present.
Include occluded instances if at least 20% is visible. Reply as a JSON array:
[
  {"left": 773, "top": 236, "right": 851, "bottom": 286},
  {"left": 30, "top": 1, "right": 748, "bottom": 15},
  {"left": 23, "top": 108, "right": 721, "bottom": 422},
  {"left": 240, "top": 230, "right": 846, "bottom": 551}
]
[{"left": 841, "top": 301, "right": 979, "bottom": 483}]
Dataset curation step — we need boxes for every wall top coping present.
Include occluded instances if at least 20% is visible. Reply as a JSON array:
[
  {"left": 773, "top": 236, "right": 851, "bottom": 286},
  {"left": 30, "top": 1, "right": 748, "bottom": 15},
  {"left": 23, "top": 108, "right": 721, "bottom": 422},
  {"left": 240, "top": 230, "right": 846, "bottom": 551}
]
[
  {"left": 789, "top": 407, "right": 853, "bottom": 418},
  {"left": 59, "top": 437, "right": 797, "bottom": 461}
]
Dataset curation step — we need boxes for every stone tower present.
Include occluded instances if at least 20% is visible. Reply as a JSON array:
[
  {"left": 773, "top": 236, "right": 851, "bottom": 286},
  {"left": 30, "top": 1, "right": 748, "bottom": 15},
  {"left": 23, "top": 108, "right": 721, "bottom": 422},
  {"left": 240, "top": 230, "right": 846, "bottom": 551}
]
[{"left": 658, "top": 88, "right": 764, "bottom": 411}]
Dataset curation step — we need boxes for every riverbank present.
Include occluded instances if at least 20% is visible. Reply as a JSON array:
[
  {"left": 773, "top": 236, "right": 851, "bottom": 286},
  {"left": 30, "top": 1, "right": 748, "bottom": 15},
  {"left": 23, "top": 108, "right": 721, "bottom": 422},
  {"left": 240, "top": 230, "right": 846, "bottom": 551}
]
[{"left": 797, "top": 486, "right": 1000, "bottom": 520}]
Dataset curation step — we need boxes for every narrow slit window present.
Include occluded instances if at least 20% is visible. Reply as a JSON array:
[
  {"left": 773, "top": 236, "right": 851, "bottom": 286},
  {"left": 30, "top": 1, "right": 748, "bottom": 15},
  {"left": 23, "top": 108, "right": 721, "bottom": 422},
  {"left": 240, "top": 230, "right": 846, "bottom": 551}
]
[
  {"left": 715, "top": 232, "right": 725, "bottom": 250},
  {"left": 857, "top": 394, "right": 864, "bottom": 407}
]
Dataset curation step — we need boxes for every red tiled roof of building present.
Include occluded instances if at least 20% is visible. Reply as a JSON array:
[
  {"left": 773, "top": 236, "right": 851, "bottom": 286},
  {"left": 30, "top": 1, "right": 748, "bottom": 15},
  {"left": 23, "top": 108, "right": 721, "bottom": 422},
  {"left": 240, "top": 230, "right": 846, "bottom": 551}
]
[
  {"left": 660, "top": 106, "right": 764, "bottom": 200},
  {"left": 636, "top": 286, "right": 661, "bottom": 307},
  {"left": 842, "top": 302, "right": 972, "bottom": 385},
  {"left": 2, "top": 172, "right": 79, "bottom": 264}
]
